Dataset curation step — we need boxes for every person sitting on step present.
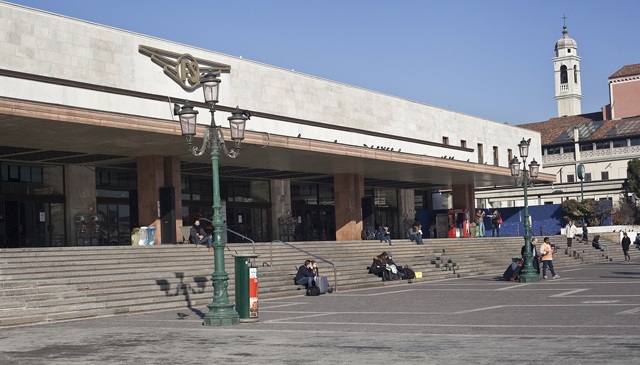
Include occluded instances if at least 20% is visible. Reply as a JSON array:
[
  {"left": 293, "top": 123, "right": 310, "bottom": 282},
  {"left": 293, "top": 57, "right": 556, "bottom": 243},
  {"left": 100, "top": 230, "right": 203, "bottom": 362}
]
[
  {"left": 408, "top": 223, "right": 424, "bottom": 245},
  {"left": 190, "top": 219, "right": 213, "bottom": 252},
  {"left": 379, "top": 224, "right": 392, "bottom": 246},
  {"left": 294, "top": 260, "right": 316, "bottom": 288}
]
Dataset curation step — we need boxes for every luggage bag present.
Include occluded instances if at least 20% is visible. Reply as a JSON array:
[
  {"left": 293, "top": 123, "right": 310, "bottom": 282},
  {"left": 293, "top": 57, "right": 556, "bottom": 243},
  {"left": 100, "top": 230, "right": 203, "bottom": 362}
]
[
  {"left": 316, "top": 275, "right": 330, "bottom": 294},
  {"left": 503, "top": 258, "right": 523, "bottom": 281}
]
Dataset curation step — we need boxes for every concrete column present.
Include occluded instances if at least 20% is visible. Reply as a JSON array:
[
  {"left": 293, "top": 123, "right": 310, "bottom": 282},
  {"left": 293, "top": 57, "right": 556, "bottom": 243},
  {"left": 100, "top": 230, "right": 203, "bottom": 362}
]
[
  {"left": 334, "top": 173, "right": 364, "bottom": 241},
  {"left": 137, "top": 155, "right": 164, "bottom": 244},
  {"left": 270, "top": 179, "right": 291, "bottom": 241},
  {"left": 64, "top": 165, "right": 96, "bottom": 246},
  {"left": 163, "top": 156, "right": 182, "bottom": 243},
  {"left": 398, "top": 189, "right": 415, "bottom": 234},
  {"left": 452, "top": 183, "right": 475, "bottom": 214}
]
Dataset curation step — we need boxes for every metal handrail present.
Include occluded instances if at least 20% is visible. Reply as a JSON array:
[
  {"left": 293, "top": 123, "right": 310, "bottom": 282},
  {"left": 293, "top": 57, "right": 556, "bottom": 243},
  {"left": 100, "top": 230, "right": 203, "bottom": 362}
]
[
  {"left": 270, "top": 240, "right": 338, "bottom": 292},
  {"left": 225, "top": 227, "right": 256, "bottom": 254},
  {"left": 197, "top": 218, "right": 255, "bottom": 255}
]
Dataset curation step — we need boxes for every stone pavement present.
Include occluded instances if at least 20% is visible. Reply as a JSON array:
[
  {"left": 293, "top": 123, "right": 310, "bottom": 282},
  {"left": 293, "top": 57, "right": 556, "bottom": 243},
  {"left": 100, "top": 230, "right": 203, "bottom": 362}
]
[{"left": 1, "top": 260, "right": 640, "bottom": 365}]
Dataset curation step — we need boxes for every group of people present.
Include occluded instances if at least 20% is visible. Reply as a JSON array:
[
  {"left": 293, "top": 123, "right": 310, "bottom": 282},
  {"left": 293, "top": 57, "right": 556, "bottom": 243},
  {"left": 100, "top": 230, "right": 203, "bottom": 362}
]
[
  {"left": 474, "top": 209, "right": 502, "bottom": 237},
  {"left": 564, "top": 220, "right": 589, "bottom": 247},
  {"left": 294, "top": 259, "right": 319, "bottom": 288},
  {"left": 367, "top": 251, "right": 413, "bottom": 282},
  {"left": 520, "top": 236, "right": 560, "bottom": 279}
]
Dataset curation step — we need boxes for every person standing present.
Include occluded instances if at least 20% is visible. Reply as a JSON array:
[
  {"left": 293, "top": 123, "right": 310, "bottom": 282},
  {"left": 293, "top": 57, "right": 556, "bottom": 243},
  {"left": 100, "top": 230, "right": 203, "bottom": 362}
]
[
  {"left": 476, "top": 209, "right": 486, "bottom": 237},
  {"left": 540, "top": 237, "right": 559, "bottom": 279},
  {"left": 581, "top": 223, "right": 589, "bottom": 245},
  {"left": 490, "top": 210, "right": 501, "bottom": 237},
  {"left": 565, "top": 220, "right": 577, "bottom": 248},
  {"left": 521, "top": 237, "right": 540, "bottom": 275},
  {"left": 621, "top": 232, "right": 632, "bottom": 261}
]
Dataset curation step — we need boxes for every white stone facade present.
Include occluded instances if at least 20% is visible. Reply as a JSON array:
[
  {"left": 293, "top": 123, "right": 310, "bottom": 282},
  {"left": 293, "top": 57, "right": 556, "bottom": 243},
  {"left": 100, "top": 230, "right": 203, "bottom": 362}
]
[{"left": 0, "top": 3, "right": 541, "bottom": 168}]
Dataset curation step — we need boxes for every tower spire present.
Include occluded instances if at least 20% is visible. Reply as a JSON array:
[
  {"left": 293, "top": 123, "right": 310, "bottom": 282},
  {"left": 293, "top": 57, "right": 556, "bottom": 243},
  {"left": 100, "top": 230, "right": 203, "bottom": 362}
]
[{"left": 553, "top": 20, "right": 582, "bottom": 117}]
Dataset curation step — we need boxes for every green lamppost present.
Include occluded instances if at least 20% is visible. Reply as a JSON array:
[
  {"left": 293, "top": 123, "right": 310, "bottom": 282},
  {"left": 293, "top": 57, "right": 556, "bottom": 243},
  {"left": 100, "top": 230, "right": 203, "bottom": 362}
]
[
  {"left": 509, "top": 138, "right": 541, "bottom": 283},
  {"left": 174, "top": 70, "right": 250, "bottom": 326}
]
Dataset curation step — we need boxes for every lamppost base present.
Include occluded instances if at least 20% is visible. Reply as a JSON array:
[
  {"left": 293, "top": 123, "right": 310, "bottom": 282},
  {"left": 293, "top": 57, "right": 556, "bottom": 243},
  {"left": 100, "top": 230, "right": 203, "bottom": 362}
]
[
  {"left": 519, "top": 272, "right": 541, "bottom": 283},
  {"left": 203, "top": 306, "right": 240, "bottom": 326}
]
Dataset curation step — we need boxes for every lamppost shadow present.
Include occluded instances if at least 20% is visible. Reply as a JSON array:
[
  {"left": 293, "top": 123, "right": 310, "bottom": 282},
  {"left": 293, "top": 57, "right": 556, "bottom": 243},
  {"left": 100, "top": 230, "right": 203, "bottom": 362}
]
[{"left": 155, "top": 272, "right": 208, "bottom": 318}]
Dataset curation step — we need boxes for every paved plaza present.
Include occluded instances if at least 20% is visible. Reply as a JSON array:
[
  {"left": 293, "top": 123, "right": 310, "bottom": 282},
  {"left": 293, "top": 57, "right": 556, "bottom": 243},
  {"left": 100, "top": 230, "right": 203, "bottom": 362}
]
[{"left": 1, "top": 260, "right": 640, "bottom": 364}]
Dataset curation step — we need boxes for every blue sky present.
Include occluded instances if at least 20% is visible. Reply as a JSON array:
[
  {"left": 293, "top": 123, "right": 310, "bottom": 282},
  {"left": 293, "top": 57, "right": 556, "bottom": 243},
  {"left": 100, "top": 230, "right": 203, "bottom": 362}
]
[{"left": 5, "top": 0, "right": 640, "bottom": 125}]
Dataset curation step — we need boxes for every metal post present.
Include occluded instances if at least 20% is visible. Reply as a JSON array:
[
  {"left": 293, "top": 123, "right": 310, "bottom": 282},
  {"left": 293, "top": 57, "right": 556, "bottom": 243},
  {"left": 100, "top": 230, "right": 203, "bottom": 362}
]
[
  {"left": 519, "top": 159, "right": 539, "bottom": 283},
  {"left": 203, "top": 109, "right": 240, "bottom": 326}
]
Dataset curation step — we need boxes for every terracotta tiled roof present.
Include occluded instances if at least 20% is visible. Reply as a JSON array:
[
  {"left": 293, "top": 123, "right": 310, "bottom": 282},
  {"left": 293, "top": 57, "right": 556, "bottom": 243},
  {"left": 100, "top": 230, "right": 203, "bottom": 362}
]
[
  {"left": 520, "top": 113, "right": 640, "bottom": 146},
  {"left": 609, "top": 63, "right": 640, "bottom": 79}
]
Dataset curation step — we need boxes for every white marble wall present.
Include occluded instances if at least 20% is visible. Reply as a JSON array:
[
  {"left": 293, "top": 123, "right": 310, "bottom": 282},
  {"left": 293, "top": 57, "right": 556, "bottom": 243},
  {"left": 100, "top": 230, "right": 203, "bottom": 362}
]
[{"left": 0, "top": 3, "right": 542, "bottom": 167}]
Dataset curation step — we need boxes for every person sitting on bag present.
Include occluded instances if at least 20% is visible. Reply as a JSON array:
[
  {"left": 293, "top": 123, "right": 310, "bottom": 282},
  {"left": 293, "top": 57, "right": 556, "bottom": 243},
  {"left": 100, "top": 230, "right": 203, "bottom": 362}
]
[{"left": 294, "top": 260, "right": 316, "bottom": 288}]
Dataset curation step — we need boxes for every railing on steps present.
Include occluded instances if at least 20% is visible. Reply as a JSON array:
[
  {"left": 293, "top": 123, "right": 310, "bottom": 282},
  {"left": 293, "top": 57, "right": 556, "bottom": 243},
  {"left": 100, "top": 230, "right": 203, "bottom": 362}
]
[{"left": 269, "top": 240, "right": 338, "bottom": 292}]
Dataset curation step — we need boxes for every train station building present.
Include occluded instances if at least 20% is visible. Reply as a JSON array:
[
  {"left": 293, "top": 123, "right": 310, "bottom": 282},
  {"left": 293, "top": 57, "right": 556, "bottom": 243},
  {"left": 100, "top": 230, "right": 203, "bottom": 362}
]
[{"left": 0, "top": 3, "right": 552, "bottom": 247}]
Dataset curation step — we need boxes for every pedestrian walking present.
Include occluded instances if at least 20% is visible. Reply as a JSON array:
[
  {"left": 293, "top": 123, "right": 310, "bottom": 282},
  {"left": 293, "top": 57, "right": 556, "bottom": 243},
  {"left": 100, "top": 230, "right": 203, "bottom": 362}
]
[
  {"left": 540, "top": 237, "right": 559, "bottom": 279},
  {"left": 621, "top": 232, "right": 631, "bottom": 261}
]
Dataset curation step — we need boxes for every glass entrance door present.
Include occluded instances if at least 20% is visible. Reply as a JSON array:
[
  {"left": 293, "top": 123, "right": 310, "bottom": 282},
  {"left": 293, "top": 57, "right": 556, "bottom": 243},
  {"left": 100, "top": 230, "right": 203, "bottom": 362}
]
[
  {"left": 1, "top": 201, "right": 65, "bottom": 248},
  {"left": 226, "top": 205, "right": 270, "bottom": 243},
  {"left": 97, "top": 203, "right": 131, "bottom": 245}
]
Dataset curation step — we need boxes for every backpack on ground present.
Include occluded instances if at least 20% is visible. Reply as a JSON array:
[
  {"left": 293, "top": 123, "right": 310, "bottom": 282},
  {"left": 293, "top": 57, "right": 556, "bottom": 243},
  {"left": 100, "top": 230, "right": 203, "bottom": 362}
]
[
  {"left": 404, "top": 267, "right": 416, "bottom": 280},
  {"left": 306, "top": 286, "right": 321, "bottom": 296}
]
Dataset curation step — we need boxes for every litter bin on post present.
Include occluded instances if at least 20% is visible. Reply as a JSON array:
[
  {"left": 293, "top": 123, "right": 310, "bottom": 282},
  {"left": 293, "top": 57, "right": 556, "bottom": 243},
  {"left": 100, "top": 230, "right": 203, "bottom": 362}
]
[
  {"left": 138, "top": 227, "right": 148, "bottom": 245},
  {"left": 145, "top": 226, "right": 156, "bottom": 245},
  {"left": 234, "top": 254, "right": 259, "bottom": 323}
]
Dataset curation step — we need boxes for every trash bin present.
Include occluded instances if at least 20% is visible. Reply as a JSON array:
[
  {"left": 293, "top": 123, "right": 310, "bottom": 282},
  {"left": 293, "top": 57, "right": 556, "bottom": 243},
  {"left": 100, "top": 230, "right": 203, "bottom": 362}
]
[
  {"left": 130, "top": 227, "right": 140, "bottom": 246},
  {"left": 146, "top": 226, "right": 156, "bottom": 245},
  {"left": 234, "top": 254, "right": 259, "bottom": 323},
  {"left": 138, "top": 227, "right": 148, "bottom": 245}
]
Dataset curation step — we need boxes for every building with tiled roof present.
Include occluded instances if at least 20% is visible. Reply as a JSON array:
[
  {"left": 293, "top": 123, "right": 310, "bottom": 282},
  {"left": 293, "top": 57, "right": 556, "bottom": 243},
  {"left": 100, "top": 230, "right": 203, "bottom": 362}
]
[{"left": 476, "top": 27, "right": 639, "bottom": 211}]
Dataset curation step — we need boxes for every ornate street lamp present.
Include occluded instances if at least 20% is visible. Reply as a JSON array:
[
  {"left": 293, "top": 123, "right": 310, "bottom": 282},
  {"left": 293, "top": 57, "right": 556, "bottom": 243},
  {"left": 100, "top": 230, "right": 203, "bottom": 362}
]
[
  {"left": 174, "top": 69, "right": 250, "bottom": 326},
  {"left": 510, "top": 138, "right": 540, "bottom": 283}
]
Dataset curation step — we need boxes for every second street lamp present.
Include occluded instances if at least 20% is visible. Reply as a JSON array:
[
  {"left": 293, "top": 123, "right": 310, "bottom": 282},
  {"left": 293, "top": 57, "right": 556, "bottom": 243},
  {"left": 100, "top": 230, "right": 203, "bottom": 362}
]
[
  {"left": 174, "top": 70, "right": 250, "bottom": 326},
  {"left": 510, "top": 138, "right": 540, "bottom": 283}
]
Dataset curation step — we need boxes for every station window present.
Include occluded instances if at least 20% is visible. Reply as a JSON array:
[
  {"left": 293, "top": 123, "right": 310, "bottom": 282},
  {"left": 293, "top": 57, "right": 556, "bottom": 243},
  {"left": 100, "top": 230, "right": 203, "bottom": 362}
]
[
  {"left": 477, "top": 143, "right": 484, "bottom": 164},
  {"left": 601, "top": 171, "right": 609, "bottom": 181},
  {"left": 595, "top": 141, "right": 610, "bottom": 150},
  {"left": 493, "top": 146, "right": 499, "bottom": 166},
  {"left": 461, "top": 140, "right": 467, "bottom": 148},
  {"left": 584, "top": 173, "right": 592, "bottom": 182},
  {"left": 567, "top": 174, "right": 575, "bottom": 183},
  {"left": 579, "top": 143, "right": 593, "bottom": 151},
  {"left": 1, "top": 164, "right": 43, "bottom": 183},
  {"left": 612, "top": 139, "right": 627, "bottom": 148},
  {"left": 442, "top": 136, "right": 449, "bottom": 145},
  {"left": 562, "top": 145, "right": 575, "bottom": 153},
  {"left": 547, "top": 146, "right": 561, "bottom": 155}
]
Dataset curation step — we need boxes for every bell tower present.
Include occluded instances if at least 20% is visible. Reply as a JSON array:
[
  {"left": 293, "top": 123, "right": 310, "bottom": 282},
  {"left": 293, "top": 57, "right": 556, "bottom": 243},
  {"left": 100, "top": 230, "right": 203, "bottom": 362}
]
[{"left": 553, "top": 23, "right": 582, "bottom": 117}]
